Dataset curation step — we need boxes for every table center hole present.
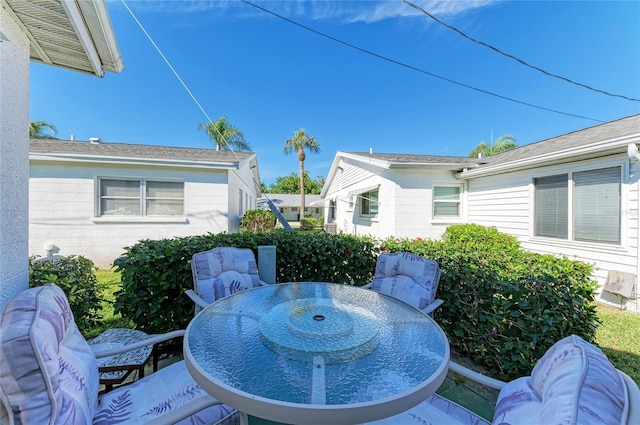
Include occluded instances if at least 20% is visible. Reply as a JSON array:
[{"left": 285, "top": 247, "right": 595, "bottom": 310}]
[{"left": 313, "top": 314, "right": 325, "bottom": 321}]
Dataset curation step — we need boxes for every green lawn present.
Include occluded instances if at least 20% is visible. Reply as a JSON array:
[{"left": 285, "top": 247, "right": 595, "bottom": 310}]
[
  {"left": 595, "top": 303, "right": 640, "bottom": 384},
  {"left": 93, "top": 269, "right": 640, "bottom": 383}
]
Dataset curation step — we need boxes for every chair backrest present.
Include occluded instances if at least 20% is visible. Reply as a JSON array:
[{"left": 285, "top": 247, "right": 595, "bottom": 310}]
[
  {"left": 191, "top": 247, "right": 263, "bottom": 309},
  {"left": 370, "top": 252, "right": 441, "bottom": 311},
  {"left": 493, "top": 334, "right": 632, "bottom": 425},
  {"left": 0, "top": 284, "right": 99, "bottom": 424}
]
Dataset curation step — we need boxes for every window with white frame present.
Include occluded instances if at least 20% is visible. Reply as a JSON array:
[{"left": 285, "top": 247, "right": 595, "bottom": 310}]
[
  {"left": 98, "top": 178, "right": 184, "bottom": 217},
  {"left": 534, "top": 166, "right": 621, "bottom": 244},
  {"left": 360, "top": 189, "right": 379, "bottom": 216},
  {"left": 239, "top": 189, "right": 244, "bottom": 215},
  {"left": 433, "top": 185, "right": 462, "bottom": 217}
]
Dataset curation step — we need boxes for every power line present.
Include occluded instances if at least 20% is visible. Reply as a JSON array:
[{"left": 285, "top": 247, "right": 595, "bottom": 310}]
[
  {"left": 120, "top": 0, "right": 265, "bottom": 196},
  {"left": 240, "top": 0, "right": 605, "bottom": 123},
  {"left": 402, "top": 0, "right": 640, "bottom": 103}
]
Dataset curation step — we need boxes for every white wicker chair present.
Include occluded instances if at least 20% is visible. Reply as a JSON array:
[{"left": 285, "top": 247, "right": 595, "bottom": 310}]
[
  {"left": 186, "top": 247, "right": 270, "bottom": 314},
  {"left": 363, "top": 252, "right": 443, "bottom": 315},
  {"left": 367, "top": 335, "right": 640, "bottom": 425},
  {"left": 0, "top": 284, "right": 238, "bottom": 425}
]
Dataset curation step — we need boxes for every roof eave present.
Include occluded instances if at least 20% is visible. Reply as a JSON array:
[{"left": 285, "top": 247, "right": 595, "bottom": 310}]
[
  {"left": 458, "top": 133, "right": 640, "bottom": 178},
  {"left": 29, "top": 152, "right": 243, "bottom": 169}
]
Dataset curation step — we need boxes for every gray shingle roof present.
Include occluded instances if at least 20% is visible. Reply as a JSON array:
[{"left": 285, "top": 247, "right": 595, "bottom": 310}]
[
  {"left": 482, "top": 114, "right": 640, "bottom": 165},
  {"left": 345, "top": 152, "right": 483, "bottom": 165},
  {"left": 30, "top": 139, "right": 254, "bottom": 164}
]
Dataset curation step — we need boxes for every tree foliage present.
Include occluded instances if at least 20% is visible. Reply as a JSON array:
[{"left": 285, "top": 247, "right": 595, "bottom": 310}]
[
  {"left": 29, "top": 120, "right": 57, "bottom": 139},
  {"left": 264, "top": 171, "right": 325, "bottom": 194},
  {"left": 198, "top": 116, "right": 250, "bottom": 151},
  {"left": 283, "top": 128, "right": 320, "bottom": 220},
  {"left": 468, "top": 134, "right": 517, "bottom": 158}
]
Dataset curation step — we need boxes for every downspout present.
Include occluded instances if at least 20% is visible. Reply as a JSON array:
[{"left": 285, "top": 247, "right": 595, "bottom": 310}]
[{"left": 628, "top": 143, "right": 640, "bottom": 312}]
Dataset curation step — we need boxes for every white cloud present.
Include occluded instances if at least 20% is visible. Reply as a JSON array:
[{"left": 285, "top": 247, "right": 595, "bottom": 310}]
[{"left": 113, "top": 0, "right": 497, "bottom": 24}]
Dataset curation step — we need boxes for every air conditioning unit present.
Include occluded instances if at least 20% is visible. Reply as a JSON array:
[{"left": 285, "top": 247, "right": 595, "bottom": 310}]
[{"left": 323, "top": 223, "right": 337, "bottom": 234}]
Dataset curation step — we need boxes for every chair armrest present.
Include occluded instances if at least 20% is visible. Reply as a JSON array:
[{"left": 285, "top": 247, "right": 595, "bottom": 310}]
[
  {"left": 185, "top": 289, "right": 211, "bottom": 310},
  {"left": 422, "top": 299, "right": 444, "bottom": 315},
  {"left": 621, "top": 370, "right": 640, "bottom": 425},
  {"left": 92, "top": 329, "right": 186, "bottom": 359},
  {"left": 448, "top": 360, "right": 506, "bottom": 390},
  {"left": 361, "top": 282, "right": 373, "bottom": 289}
]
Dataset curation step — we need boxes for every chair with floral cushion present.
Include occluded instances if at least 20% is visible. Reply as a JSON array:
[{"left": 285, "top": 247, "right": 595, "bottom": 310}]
[
  {"left": 0, "top": 283, "right": 238, "bottom": 425},
  {"left": 186, "top": 247, "right": 269, "bottom": 314},
  {"left": 367, "top": 334, "right": 640, "bottom": 425},
  {"left": 363, "top": 252, "right": 443, "bottom": 315}
]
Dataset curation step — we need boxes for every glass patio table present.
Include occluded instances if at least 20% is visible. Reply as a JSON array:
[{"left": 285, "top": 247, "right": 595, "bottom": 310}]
[{"left": 184, "top": 282, "right": 450, "bottom": 425}]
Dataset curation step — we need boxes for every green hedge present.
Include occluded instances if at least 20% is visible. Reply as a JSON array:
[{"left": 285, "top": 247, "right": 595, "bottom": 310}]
[
  {"left": 114, "top": 224, "right": 599, "bottom": 380},
  {"left": 113, "top": 230, "right": 378, "bottom": 333},
  {"left": 381, "top": 224, "right": 599, "bottom": 380},
  {"left": 29, "top": 255, "right": 103, "bottom": 333}
]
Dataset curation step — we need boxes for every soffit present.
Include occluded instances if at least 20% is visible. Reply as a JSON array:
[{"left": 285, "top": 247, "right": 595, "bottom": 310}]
[{"left": 3, "top": 0, "right": 123, "bottom": 76}]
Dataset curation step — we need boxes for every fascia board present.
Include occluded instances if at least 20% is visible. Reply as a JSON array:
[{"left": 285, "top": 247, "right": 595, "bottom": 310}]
[
  {"left": 320, "top": 151, "right": 349, "bottom": 198},
  {"left": 59, "top": 0, "right": 104, "bottom": 77},
  {"left": 458, "top": 134, "right": 640, "bottom": 179},
  {"left": 29, "top": 153, "right": 241, "bottom": 169},
  {"left": 388, "top": 162, "right": 478, "bottom": 170}
]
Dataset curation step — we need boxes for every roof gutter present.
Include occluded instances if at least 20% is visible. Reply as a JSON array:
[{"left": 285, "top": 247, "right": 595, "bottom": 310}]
[{"left": 628, "top": 143, "right": 640, "bottom": 164}]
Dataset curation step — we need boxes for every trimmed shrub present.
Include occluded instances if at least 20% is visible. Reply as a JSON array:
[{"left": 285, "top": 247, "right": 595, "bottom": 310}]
[
  {"left": 380, "top": 224, "right": 599, "bottom": 380},
  {"left": 241, "top": 209, "right": 277, "bottom": 232},
  {"left": 300, "top": 217, "right": 317, "bottom": 230},
  {"left": 29, "top": 255, "right": 103, "bottom": 333},
  {"left": 114, "top": 230, "right": 378, "bottom": 333}
]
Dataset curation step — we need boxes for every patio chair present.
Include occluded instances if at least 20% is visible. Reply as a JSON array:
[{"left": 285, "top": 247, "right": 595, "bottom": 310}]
[
  {"left": 186, "top": 247, "right": 270, "bottom": 314},
  {"left": 363, "top": 252, "right": 443, "bottom": 315},
  {"left": 367, "top": 334, "right": 640, "bottom": 425},
  {"left": 0, "top": 283, "right": 238, "bottom": 425}
]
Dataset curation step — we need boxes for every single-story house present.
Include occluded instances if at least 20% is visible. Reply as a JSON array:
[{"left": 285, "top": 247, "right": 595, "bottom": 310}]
[
  {"left": 257, "top": 193, "right": 324, "bottom": 221},
  {"left": 1, "top": 0, "right": 123, "bottom": 309},
  {"left": 321, "top": 114, "right": 640, "bottom": 312},
  {"left": 29, "top": 138, "right": 261, "bottom": 268}
]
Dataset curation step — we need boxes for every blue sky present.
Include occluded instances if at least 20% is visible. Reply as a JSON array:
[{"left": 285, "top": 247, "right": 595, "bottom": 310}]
[{"left": 30, "top": 0, "right": 640, "bottom": 185}]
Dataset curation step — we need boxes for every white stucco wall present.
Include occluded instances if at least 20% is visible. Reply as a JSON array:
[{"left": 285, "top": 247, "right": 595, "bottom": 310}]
[
  {"left": 466, "top": 153, "right": 639, "bottom": 312},
  {"left": 0, "top": 12, "right": 30, "bottom": 310},
  {"left": 29, "top": 161, "right": 233, "bottom": 268}
]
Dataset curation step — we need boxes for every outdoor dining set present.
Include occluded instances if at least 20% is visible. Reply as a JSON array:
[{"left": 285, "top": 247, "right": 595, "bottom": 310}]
[{"left": 1, "top": 249, "right": 638, "bottom": 425}]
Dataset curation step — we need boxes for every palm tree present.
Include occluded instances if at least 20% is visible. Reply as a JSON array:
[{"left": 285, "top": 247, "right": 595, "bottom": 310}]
[
  {"left": 197, "top": 116, "right": 250, "bottom": 151},
  {"left": 283, "top": 129, "right": 320, "bottom": 220},
  {"left": 29, "top": 121, "right": 57, "bottom": 139},
  {"left": 468, "top": 134, "right": 517, "bottom": 158}
]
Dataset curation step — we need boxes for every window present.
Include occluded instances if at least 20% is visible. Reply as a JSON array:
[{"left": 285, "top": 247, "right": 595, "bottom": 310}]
[
  {"left": 360, "top": 189, "right": 378, "bottom": 215},
  {"left": 534, "top": 174, "right": 568, "bottom": 238},
  {"left": 239, "top": 189, "right": 244, "bottom": 215},
  {"left": 329, "top": 199, "right": 336, "bottom": 220},
  {"left": 99, "top": 178, "right": 183, "bottom": 217},
  {"left": 433, "top": 185, "right": 462, "bottom": 217},
  {"left": 534, "top": 166, "right": 621, "bottom": 244}
]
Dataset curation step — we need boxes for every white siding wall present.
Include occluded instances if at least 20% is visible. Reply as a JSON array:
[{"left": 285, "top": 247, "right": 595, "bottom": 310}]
[
  {"left": 0, "top": 14, "right": 30, "bottom": 309},
  {"left": 324, "top": 159, "right": 461, "bottom": 240},
  {"left": 467, "top": 154, "right": 639, "bottom": 312},
  {"left": 29, "top": 161, "right": 231, "bottom": 268},
  {"left": 393, "top": 169, "right": 461, "bottom": 240},
  {"left": 467, "top": 174, "right": 531, "bottom": 239},
  {"left": 227, "top": 165, "right": 259, "bottom": 232}
]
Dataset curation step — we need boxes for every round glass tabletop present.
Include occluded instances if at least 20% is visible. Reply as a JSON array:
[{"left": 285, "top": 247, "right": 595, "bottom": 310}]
[{"left": 184, "top": 282, "right": 449, "bottom": 425}]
